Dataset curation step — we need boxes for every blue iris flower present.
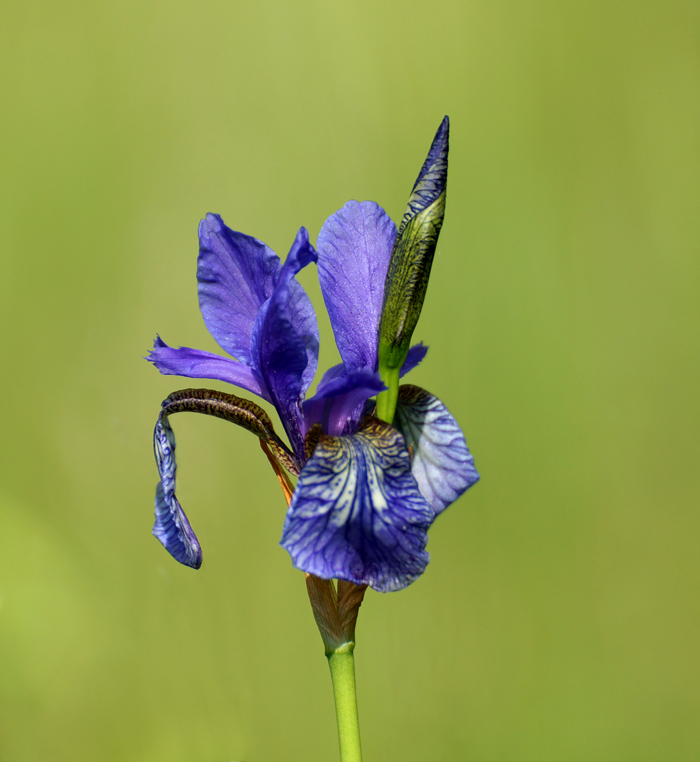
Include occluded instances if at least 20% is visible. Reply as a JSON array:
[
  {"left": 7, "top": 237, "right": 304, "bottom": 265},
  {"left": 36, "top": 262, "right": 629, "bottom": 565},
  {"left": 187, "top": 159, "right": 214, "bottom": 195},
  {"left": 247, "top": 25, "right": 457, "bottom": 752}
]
[{"left": 147, "top": 123, "right": 479, "bottom": 593}]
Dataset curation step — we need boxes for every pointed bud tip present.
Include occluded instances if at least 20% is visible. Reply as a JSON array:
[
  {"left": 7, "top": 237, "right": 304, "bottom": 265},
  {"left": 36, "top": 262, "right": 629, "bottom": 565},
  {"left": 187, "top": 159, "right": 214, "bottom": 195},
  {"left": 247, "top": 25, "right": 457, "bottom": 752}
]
[{"left": 416, "top": 116, "right": 449, "bottom": 185}]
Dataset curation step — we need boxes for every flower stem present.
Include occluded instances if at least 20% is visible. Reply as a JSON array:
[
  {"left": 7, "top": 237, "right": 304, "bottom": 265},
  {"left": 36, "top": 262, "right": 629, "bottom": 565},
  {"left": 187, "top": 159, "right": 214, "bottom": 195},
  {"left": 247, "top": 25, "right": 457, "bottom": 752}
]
[
  {"left": 327, "top": 644, "right": 363, "bottom": 762},
  {"left": 375, "top": 363, "right": 400, "bottom": 424}
]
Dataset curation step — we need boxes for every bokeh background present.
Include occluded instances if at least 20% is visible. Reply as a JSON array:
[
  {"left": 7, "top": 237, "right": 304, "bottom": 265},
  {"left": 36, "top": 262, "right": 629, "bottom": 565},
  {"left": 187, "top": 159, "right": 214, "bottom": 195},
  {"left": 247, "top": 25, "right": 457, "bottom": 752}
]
[{"left": 1, "top": 1, "right": 698, "bottom": 760}]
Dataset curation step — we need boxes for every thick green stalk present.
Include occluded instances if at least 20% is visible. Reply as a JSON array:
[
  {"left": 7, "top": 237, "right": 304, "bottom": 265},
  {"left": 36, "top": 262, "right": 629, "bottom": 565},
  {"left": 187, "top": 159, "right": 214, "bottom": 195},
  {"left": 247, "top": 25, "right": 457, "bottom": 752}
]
[
  {"left": 327, "top": 645, "right": 363, "bottom": 762},
  {"left": 375, "top": 363, "right": 400, "bottom": 424}
]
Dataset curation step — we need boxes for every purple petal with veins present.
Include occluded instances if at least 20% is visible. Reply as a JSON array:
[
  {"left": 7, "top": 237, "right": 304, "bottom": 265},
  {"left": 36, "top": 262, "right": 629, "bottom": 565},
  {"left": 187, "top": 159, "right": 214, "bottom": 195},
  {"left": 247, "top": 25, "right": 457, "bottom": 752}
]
[
  {"left": 198, "top": 213, "right": 280, "bottom": 364},
  {"left": 281, "top": 417, "right": 435, "bottom": 592},
  {"left": 394, "top": 384, "right": 479, "bottom": 515},
  {"left": 152, "top": 415, "right": 202, "bottom": 569},
  {"left": 317, "top": 201, "right": 396, "bottom": 371},
  {"left": 251, "top": 228, "right": 319, "bottom": 455}
]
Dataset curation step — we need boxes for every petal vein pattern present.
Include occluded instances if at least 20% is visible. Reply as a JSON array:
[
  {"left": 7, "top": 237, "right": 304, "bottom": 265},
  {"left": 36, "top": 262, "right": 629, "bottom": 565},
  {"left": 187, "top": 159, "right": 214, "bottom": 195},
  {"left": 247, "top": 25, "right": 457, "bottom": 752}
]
[
  {"left": 317, "top": 201, "right": 396, "bottom": 371},
  {"left": 280, "top": 417, "right": 435, "bottom": 592},
  {"left": 394, "top": 384, "right": 479, "bottom": 515}
]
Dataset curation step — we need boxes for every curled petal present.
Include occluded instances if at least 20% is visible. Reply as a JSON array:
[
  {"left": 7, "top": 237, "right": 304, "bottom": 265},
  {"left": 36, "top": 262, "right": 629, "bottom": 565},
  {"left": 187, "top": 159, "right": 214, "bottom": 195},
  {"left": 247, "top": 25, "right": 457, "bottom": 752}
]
[
  {"left": 315, "top": 362, "right": 347, "bottom": 392},
  {"left": 152, "top": 388, "right": 299, "bottom": 568},
  {"left": 160, "top": 388, "right": 297, "bottom": 473},
  {"left": 147, "top": 336, "right": 270, "bottom": 401},
  {"left": 198, "top": 213, "right": 280, "bottom": 364},
  {"left": 303, "top": 369, "right": 386, "bottom": 436},
  {"left": 153, "top": 416, "right": 202, "bottom": 568},
  {"left": 280, "top": 417, "right": 435, "bottom": 593},
  {"left": 394, "top": 384, "right": 479, "bottom": 515},
  {"left": 317, "top": 201, "right": 397, "bottom": 371}
]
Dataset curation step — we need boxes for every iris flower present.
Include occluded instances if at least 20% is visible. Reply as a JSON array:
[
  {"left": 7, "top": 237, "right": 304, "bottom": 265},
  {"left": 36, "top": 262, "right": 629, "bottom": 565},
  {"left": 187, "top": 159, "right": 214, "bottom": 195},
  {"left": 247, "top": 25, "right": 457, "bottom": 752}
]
[{"left": 147, "top": 118, "right": 478, "bottom": 593}]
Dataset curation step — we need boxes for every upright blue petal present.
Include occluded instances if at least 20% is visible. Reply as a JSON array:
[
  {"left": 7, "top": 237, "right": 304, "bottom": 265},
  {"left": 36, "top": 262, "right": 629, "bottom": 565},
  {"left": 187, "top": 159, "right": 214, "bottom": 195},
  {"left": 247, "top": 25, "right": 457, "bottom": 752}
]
[
  {"left": 198, "top": 214, "right": 280, "bottom": 364},
  {"left": 285, "top": 248, "right": 320, "bottom": 396},
  {"left": 280, "top": 417, "right": 435, "bottom": 592},
  {"left": 153, "top": 415, "right": 202, "bottom": 569},
  {"left": 317, "top": 201, "right": 396, "bottom": 372},
  {"left": 252, "top": 228, "right": 319, "bottom": 455},
  {"left": 394, "top": 385, "right": 479, "bottom": 515},
  {"left": 147, "top": 336, "right": 271, "bottom": 401}
]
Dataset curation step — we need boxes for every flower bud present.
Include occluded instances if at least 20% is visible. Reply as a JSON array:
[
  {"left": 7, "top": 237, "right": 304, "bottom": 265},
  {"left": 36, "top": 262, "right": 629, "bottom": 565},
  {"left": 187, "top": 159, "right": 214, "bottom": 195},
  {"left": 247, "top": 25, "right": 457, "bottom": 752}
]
[{"left": 376, "top": 116, "right": 449, "bottom": 422}]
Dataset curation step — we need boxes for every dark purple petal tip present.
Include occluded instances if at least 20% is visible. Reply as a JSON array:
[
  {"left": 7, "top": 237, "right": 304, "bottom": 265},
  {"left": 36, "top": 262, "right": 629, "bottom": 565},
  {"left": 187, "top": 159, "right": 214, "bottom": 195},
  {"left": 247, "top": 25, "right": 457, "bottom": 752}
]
[
  {"left": 146, "top": 336, "right": 271, "bottom": 401},
  {"left": 401, "top": 116, "right": 449, "bottom": 232},
  {"left": 400, "top": 343, "right": 428, "bottom": 376}
]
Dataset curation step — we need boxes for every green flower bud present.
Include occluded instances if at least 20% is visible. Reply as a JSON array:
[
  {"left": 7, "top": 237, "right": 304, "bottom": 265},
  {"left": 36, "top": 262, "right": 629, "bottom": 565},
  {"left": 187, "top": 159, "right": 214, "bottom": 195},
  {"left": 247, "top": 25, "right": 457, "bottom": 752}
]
[{"left": 376, "top": 117, "right": 449, "bottom": 422}]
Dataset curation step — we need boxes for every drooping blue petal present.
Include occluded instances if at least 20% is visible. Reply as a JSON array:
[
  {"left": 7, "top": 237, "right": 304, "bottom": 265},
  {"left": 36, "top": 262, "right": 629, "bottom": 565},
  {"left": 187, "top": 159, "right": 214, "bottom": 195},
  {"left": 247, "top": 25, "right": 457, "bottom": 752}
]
[
  {"left": 151, "top": 387, "right": 300, "bottom": 568},
  {"left": 198, "top": 213, "right": 280, "bottom": 364},
  {"left": 394, "top": 384, "right": 479, "bottom": 515},
  {"left": 280, "top": 417, "right": 435, "bottom": 592},
  {"left": 251, "top": 228, "right": 319, "bottom": 455},
  {"left": 303, "top": 369, "right": 386, "bottom": 436},
  {"left": 147, "top": 336, "right": 270, "bottom": 401},
  {"left": 153, "top": 415, "right": 202, "bottom": 569},
  {"left": 317, "top": 201, "right": 397, "bottom": 371}
]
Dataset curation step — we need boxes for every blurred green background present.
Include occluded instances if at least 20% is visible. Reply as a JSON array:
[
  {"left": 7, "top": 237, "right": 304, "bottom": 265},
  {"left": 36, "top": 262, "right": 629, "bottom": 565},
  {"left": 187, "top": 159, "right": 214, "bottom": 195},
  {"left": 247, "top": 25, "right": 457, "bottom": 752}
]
[{"left": 1, "top": 0, "right": 698, "bottom": 760}]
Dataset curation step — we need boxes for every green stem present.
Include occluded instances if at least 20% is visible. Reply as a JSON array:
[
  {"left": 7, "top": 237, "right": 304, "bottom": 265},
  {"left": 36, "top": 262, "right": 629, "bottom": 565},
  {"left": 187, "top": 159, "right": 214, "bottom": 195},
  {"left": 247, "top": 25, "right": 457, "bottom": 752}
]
[
  {"left": 375, "top": 364, "right": 400, "bottom": 424},
  {"left": 327, "top": 645, "right": 363, "bottom": 762}
]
